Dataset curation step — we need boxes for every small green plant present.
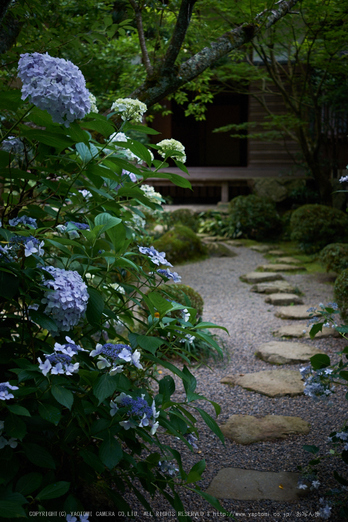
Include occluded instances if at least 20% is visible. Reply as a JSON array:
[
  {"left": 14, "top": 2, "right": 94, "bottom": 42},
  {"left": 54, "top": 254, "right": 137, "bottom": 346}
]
[
  {"left": 319, "top": 243, "right": 348, "bottom": 273},
  {"left": 170, "top": 208, "right": 200, "bottom": 232},
  {"left": 227, "top": 195, "right": 282, "bottom": 241},
  {"left": 156, "top": 283, "right": 204, "bottom": 318},
  {"left": 153, "top": 225, "right": 208, "bottom": 264},
  {"left": 290, "top": 204, "right": 348, "bottom": 253}
]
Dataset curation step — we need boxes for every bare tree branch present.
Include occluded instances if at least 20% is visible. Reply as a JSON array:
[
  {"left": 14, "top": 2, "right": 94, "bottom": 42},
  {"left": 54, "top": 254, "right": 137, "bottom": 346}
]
[
  {"left": 130, "top": 0, "right": 302, "bottom": 108},
  {"left": 128, "top": 0, "right": 154, "bottom": 76}
]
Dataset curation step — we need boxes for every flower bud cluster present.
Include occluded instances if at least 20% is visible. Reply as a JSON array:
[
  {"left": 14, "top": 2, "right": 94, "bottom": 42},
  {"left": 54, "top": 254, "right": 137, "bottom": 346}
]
[
  {"left": 9, "top": 215, "right": 37, "bottom": 228},
  {"left": 0, "top": 382, "right": 19, "bottom": 400},
  {"left": 42, "top": 266, "right": 89, "bottom": 331},
  {"left": 8, "top": 235, "right": 44, "bottom": 258},
  {"left": 300, "top": 365, "right": 334, "bottom": 400}
]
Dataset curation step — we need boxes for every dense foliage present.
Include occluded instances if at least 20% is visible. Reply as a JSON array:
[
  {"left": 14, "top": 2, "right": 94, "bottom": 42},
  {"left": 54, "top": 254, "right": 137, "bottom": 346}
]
[
  {"left": 153, "top": 225, "right": 208, "bottom": 265},
  {"left": 290, "top": 204, "right": 348, "bottom": 253},
  {"left": 0, "top": 52, "right": 228, "bottom": 520},
  {"left": 319, "top": 243, "right": 348, "bottom": 274},
  {"left": 228, "top": 195, "right": 282, "bottom": 241}
]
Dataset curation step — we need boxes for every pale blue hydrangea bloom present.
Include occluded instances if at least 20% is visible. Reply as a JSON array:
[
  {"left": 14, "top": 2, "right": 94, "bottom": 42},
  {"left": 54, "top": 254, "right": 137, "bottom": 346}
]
[
  {"left": 1, "top": 136, "right": 24, "bottom": 154},
  {"left": 0, "top": 382, "right": 19, "bottom": 400},
  {"left": 78, "top": 189, "right": 92, "bottom": 199},
  {"left": 111, "top": 98, "right": 147, "bottom": 123},
  {"left": 318, "top": 498, "right": 332, "bottom": 519},
  {"left": 66, "top": 514, "right": 89, "bottom": 522},
  {"left": 139, "top": 246, "right": 172, "bottom": 267},
  {"left": 9, "top": 215, "right": 37, "bottom": 228},
  {"left": 157, "top": 268, "right": 181, "bottom": 283},
  {"left": 18, "top": 52, "right": 91, "bottom": 127},
  {"left": 339, "top": 175, "right": 348, "bottom": 183},
  {"left": 38, "top": 339, "right": 81, "bottom": 376},
  {"left": 41, "top": 266, "right": 89, "bottom": 331},
  {"left": 90, "top": 343, "right": 143, "bottom": 374},
  {"left": 158, "top": 460, "right": 179, "bottom": 476},
  {"left": 8, "top": 235, "right": 44, "bottom": 258}
]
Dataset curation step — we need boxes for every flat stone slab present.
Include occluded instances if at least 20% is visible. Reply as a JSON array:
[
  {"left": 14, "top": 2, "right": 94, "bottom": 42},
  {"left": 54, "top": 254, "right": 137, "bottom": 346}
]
[
  {"left": 240, "top": 272, "right": 284, "bottom": 284},
  {"left": 255, "top": 340, "right": 323, "bottom": 364},
  {"left": 257, "top": 263, "right": 306, "bottom": 272},
  {"left": 206, "top": 468, "right": 302, "bottom": 501},
  {"left": 268, "top": 249, "right": 287, "bottom": 256},
  {"left": 275, "top": 305, "right": 320, "bottom": 320},
  {"left": 273, "top": 256, "right": 302, "bottom": 265},
  {"left": 221, "top": 369, "right": 304, "bottom": 397},
  {"left": 264, "top": 293, "right": 303, "bottom": 306},
  {"left": 250, "top": 280, "right": 296, "bottom": 294},
  {"left": 273, "top": 323, "right": 340, "bottom": 339},
  {"left": 220, "top": 414, "right": 310, "bottom": 444},
  {"left": 250, "top": 245, "right": 272, "bottom": 252}
]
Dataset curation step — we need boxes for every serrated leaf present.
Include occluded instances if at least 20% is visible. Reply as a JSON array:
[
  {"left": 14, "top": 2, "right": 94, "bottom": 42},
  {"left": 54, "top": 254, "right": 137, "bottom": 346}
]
[
  {"left": 29, "top": 310, "right": 58, "bottom": 333},
  {"left": 86, "top": 287, "right": 104, "bottom": 324},
  {"left": 99, "top": 431, "right": 123, "bottom": 469},
  {"left": 76, "top": 142, "right": 99, "bottom": 163},
  {"left": 147, "top": 291, "right": 173, "bottom": 315},
  {"left": 159, "top": 375, "right": 175, "bottom": 404},
  {"left": 6, "top": 404, "right": 31, "bottom": 417},
  {"left": 0, "top": 501, "right": 27, "bottom": 518},
  {"left": 93, "top": 373, "right": 118, "bottom": 404},
  {"left": 22, "top": 443, "right": 56, "bottom": 469},
  {"left": 51, "top": 385, "right": 74, "bottom": 410},
  {"left": 182, "top": 365, "right": 197, "bottom": 402},
  {"left": 36, "top": 481, "right": 70, "bottom": 500},
  {"left": 136, "top": 335, "right": 164, "bottom": 354},
  {"left": 15, "top": 472, "right": 42, "bottom": 496},
  {"left": 303, "top": 444, "right": 320, "bottom": 454},
  {"left": 38, "top": 403, "right": 61, "bottom": 426},
  {"left": 186, "top": 460, "right": 206, "bottom": 483},
  {"left": 79, "top": 449, "right": 105, "bottom": 473},
  {"left": 22, "top": 129, "right": 73, "bottom": 150},
  {"left": 82, "top": 117, "right": 115, "bottom": 137},
  {"left": 309, "top": 322, "right": 323, "bottom": 339}
]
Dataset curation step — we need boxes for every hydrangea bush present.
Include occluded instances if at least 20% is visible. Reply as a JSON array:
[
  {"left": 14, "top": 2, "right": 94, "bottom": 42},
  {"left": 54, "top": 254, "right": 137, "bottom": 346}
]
[
  {"left": 0, "top": 53, "right": 228, "bottom": 520},
  {"left": 298, "top": 303, "right": 348, "bottom": 519}
]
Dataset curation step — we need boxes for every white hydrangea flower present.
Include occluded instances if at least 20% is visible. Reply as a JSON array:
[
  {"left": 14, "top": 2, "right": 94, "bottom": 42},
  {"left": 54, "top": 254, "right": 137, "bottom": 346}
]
[
  {"left": 111, "top": 98, "right": 147, "bottom": 123},
  {"left": 157, "top": 138, "right": 186, "bottom": 163}
]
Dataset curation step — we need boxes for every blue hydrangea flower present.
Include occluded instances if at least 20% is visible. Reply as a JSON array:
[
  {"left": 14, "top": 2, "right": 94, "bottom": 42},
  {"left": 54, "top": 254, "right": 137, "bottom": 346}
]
[
  {"left": 138, "top": 246, "right": 172, "bottom": 267},
  {"left": 115, "top": 392, "right": 159, "bottom": 434},
  {"left": 157, "top": 268, "right": 181, "bottom": 283},
  {"left": 18, "top": 52, "right": 91, "bottom": 127},
  {"left": 38, "top": 339, "right": 81, "bottom": 376},
  {"left": 41, "top": 266, "right": 89, "bottom": 331},
  {"left": 1, "top": 136, "right": 24, "bottom": 154},
  {"left": 9, "top": 215, "right": 37, "bottom": 228},
  {"left": 8, "top": 235, "right": 44, "bottom": 257},
  {"left": 90, "top": 343, "right": 142, "bottom": 374},
  {"left": 0, "top": 382, "right": 19, "bottom": 400},
  {"left": 66, "top": 221, "right": 90, "bottom": 230}
]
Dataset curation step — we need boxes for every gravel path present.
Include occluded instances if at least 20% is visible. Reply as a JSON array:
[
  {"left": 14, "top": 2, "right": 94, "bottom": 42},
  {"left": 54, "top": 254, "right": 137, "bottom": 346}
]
[{"left": 123, "top": 245, "right": 347, "bottom": 522}]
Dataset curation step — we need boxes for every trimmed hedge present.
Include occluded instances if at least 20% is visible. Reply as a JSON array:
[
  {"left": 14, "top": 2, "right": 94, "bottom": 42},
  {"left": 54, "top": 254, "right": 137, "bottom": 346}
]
[
  {"left": 228, "top": 195, "right": 282, "bottom": 240},
  {"left": 153, "top": 224, "right": 207, "bottom": 264}
]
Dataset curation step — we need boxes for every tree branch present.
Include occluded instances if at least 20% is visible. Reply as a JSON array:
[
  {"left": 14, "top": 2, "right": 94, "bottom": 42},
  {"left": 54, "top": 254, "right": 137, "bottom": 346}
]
[
  {"left": 162, "top": 0, "right": 198, "bottom": 73},
  {"left": 130, "top": 0, "right": 302, "bottom": 108},
  {"left": 128, "top": 0, "right": 154, "bottom": 76}
]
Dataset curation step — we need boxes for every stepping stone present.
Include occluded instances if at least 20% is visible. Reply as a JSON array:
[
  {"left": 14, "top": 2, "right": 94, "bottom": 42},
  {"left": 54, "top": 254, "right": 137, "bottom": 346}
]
[
  {"left": 206, "top": 468, "right": 302, "bottom": 501},
  {"left": 257, "top": 263, "right": 306, "bottom": 272},
  {"left": 220, "top": 414, "right": 310, "bottom": 444},
  {"left": 205, "top": 242, "right": 237, "bottom": 257},
  {"left": 240, "top": 272, "right": 284, "bottom": 284},
  {"left": 275, "top": 305, "right": 320, "bottom": 320},
  {"left": 264, "top": 293, "right": 303, "bottom": 306},
  {"left": 250, "top": 245, "right": 271, "bottom": 252},
  {"left": 268, "top": 249, "right": 287, "bottom": 256},
  {"left": 250, "top": 280, "right": 296, "bottom": 294},
  {"left": 221, "top": 369, "right": 304, "bottom": 397},
  {"left": 273, "top": 323, "right": 340, "bottom": 339},
  {"left": 273, "top": 256, "right": 302, "bottom": 265},
  {"left": 255, "top": 340, "right": 323, "bottom": 364}
]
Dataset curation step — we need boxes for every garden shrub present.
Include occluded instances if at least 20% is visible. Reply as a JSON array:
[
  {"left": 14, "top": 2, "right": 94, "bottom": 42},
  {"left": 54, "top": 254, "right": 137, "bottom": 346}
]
[
  {"left": 290, "top": 204, "right": 348, "bottom": 253},
  {"left": 0, "top": 52, "right": 228, "bottom": 520},
  {"left": 319, "top": 243, "right": 348, "bottom": 273},
  {"left": 170, "top": 208, "right": 200, "bottom": 232},
  {"left": 334, "top": 269, "right": 348, "bottom": 320},
  {"left": 153, "top": 224, "right": 208, "bottom": 264},
  {"left": 227, "top": 195, "right": 282, "bottom": 240},
  {"left": 157, "top": 283, "right": 204, "bottom": 318}
]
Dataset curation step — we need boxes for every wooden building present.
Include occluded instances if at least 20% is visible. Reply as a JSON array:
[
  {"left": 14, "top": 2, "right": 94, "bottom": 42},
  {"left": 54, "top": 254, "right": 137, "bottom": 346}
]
[{"left": 147, "top": 85, "right": 306, "bottom": 204}]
